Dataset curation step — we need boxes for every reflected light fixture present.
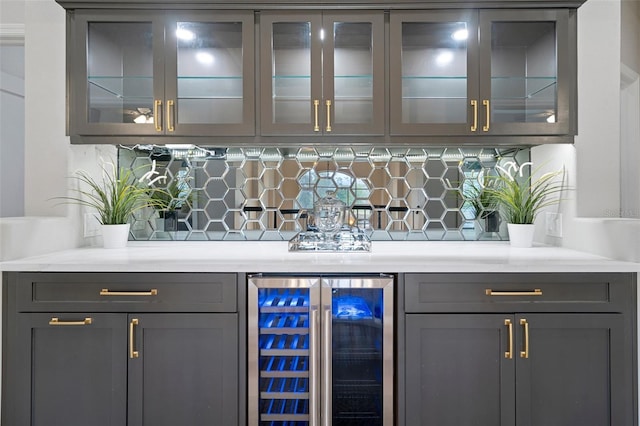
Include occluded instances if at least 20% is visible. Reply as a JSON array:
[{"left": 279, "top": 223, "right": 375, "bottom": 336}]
[
  {"left": 436, "top": 50, "right": 454, "bottom": 66},
  {"left": 320, "top": 29, "right": 325, "bottom": 41},
  {"left": 546, "top": 114, "right": 556, "bottom": 123},
  {"left": 176, "top": 28, "right": 195, "bottom": 41},
  {"left": 196, "top": 51, "right": 215, "bottom": 64},
  {"left": 452, "top": 28, "right": 469, "bottom": 41}
]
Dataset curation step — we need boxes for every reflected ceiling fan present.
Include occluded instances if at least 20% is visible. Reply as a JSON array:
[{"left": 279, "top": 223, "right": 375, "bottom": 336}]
[{"left": 123, "top": 107, "right": 154, "bottom": 124}]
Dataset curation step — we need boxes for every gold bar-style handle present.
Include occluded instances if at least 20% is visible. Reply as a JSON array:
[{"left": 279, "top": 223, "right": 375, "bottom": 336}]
[
  {"left": 485, "top": 289, "right": 543, "bottom": 296},
  {"left": 313, "top": 100, "right": 320, "bottom": 132},
  {"left": 167, "top": 99, "right": 175, "bottom": 132},
  {"left": 482, "top": 99, "right": 490, "bottom": 132},
  {"left": 470, "top": 99, "right": 478, "bottom": 132},
  {"left": 153, "top": 99, "right": 162, "bottom": 132},
  {"left": 49, "top": 317, "right": 92, "bottom": 326},
  {"left": 520, "top": 318, "right": 529, "bottom": 359},
  {"left": 129, "top": 318, "right": 139, "bottom": 359},
  {"left": 325, "top": 99, "right": 332, "bottom": 132},
  {"left": 100, "top": 289, "right": 158, "bottom": 296},
  {"left": 504, "top": 319, "right": 513, "bottom": 359}
]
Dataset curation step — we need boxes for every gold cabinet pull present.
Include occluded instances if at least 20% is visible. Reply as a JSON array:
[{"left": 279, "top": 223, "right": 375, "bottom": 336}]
[
  {"left": 153, "top": 99, "right": 162, "bottom": 132},
  {"left": 470, "top": 99, "right": 478, "bottom": 132},
  {"left": 129, "top": 318, "right": 139, "bottom": 359},
  {"left": 325, "top": 99, "right": 332, "bottom": 132},
  {"left": 520, "top": 318, "right": 529, "bottom": 359},
  {"left": 504, "top": 319, "right": 513, "bottom": 359},
  {"left": 167, "top": 99, "right": 175, "bottom": 132},
  {"left": 100, "top": 288, "right": 158, "bottom": 296},
  {"left": 482, "top": 99, "right": 490, "bottom": 132},
  {"left": 485, "top": 289, "right": 542, "bottom": 296},
  {"left": 49, "top": 317, "right": 92, "bottom": 326},
  {"left": 313, "top": 99, "right": 320, "bottom": 132}
]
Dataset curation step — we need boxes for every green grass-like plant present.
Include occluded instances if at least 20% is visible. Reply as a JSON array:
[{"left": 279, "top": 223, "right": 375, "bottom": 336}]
[
  {"left": 58, "top": 164, "right": 166, "bottom": 225},
  {"left": 483, "top": 167, "right": 566, "bottom": 225},
  {"left": 464, "top": 175, "right": 499, "bottom": 219}
]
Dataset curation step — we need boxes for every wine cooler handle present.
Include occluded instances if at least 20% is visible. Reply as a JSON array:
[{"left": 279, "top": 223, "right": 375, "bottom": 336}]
[
  {"left": 310, "top": 307, "right": 319, "bottom": 426},
  {"left": 322, "top": 306, "right": 332, "bottom": 426}
]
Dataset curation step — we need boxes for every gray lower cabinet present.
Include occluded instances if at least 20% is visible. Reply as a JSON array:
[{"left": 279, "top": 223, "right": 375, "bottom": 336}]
[
  {"left": 2, "top": 272, "right": 242, "bottom": 426},
  {"left": 401, "top": 273, "right": 637, "bottom": 426}
]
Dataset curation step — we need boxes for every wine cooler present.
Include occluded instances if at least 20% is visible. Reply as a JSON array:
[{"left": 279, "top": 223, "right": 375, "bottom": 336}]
[{"left": 248, "top": 274, "right": 394, "bottom": 426}]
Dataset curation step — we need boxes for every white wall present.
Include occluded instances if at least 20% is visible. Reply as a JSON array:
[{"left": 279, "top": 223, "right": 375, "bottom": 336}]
[
  {"left": 532, "top": 0, "right": 640, "bottom": 264},
  {"left": 0, "top": 46, "right": 25, "bottom": 217},
  {"left": 0, "top": 0, "right": 115, "bottom": 261}
]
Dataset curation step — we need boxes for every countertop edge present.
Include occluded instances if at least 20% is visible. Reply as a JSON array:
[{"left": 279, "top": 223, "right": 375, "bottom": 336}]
[{"left": 1, "top": 241, "right": 638, "bottom": 274}]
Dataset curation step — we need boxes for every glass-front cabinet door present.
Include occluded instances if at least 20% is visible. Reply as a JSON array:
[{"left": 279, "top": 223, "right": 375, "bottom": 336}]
[
  {"left": 71, "top": 11, "right": 254, "bottom": 136},
  {"left": 73, "top": 12, "right": 163, "bottom": 136},
  {"left": 390, "top": 11, "right": 479, "bottom": 136},
  {"left": 479, "top": 9, "right": 570, "bottom": 135},
  {"left": 165, "top": 13, "right": 254, "bottom": 136},
  {"left": 260, "top": 12, "right": 384, "bottom": 136},
  {"left": 390, "top": 10, "right": 571, "bottom": 136}
]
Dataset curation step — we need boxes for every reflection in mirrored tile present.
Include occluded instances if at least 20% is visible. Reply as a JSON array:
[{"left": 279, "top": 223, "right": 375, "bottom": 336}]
[{"left": 119, "top": 145, "right": 529, "bottom": 241}]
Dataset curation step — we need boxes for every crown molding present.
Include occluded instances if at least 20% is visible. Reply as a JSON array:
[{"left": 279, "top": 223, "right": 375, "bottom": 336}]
[{"left": 0, "top": 24, "right": 25, "bottom": 45}]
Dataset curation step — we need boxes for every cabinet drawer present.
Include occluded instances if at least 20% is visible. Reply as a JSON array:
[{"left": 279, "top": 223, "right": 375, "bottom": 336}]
[
  {"left": 404, "top": 273, "right": 634, "bottom": 313},
  {"left": 16, "top": 272, "right": 237, "bottom": 313}
]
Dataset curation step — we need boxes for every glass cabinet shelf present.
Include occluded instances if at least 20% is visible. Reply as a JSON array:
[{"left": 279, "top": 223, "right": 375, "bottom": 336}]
[
  {"left": 491, "top": 76, "right": 557, "bottom": 100},
  {"left": 401, "top": 76, "right": 467, "bottom": 99},
  {"left": 177, "top": 76, "right": 243, "bottom": 99},
  {"left": 88, "top": 76, "right": 153, "bottom": 101}
]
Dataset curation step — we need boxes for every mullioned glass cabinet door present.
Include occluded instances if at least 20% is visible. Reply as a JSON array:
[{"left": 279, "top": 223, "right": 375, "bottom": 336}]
[
  {"left": 70, "top": 11, "right": 254, "bottom": 136},
  {"left": 478, "top": 9, "right": 571, "bottom": 136},
  {"left": 390, "top": 11, "right": 480, "bottom": 136}
]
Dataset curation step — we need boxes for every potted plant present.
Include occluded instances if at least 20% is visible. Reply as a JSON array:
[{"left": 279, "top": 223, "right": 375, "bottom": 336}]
[
  {"left": 148, "top": 173, "right": 194, "bottom": 232},
  {"left": 482, "top": 162, "right": 566, "bottom": 247},
  {"left": 58, "top": 160, "right": 167, "bottom": 248},
  {"left": 464, "top": 175, "right": 500, "bottom": 233}
]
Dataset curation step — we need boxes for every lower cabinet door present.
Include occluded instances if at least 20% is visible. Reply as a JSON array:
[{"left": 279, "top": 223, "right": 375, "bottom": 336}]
[
  {"left": 15, "top": 313, "right": 127, "bottom": 426},
  {"left": 405, "top": 314, "right": 515, "bottom": 426},
  {"left": 515, "top": 313, "right": 633, "bottom": 426},
  {"left": 127, "top": 313, "right": 239, "bottom": 426}
]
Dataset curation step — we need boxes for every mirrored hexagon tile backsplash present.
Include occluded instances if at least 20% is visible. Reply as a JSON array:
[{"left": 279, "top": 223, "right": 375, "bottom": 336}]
[{"left": 119, "top": 146, "right": 530, "bottom": 241}]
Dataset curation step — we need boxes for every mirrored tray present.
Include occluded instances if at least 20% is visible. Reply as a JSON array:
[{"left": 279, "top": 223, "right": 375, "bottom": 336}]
[{"left": 288, "top": 229, "right": 372, "bottom": 252}]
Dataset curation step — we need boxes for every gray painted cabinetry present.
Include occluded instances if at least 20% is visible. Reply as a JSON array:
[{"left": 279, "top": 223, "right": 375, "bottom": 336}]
[
  {"left": 1, "top": 272, "right": 243, "bottom": 426},
  {"left": 400, "top": 273, "right": 637, "bottom": 426},
  {"left": 68, "top": 11, "right": 255, "bottom": 137},
  {"left": 60, "top": 1, "right": 579, "bottom": 145}
]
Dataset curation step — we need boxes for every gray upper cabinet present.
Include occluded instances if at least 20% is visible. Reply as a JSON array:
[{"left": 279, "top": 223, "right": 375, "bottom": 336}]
[
  {"left": 259, "top": 11, "right": 385, "bottom": 136},
  {"left": 60, "top": 1, "right": 580, "bottom": 144},
  {"left": 70, "top": 10, "right": 254, "bottom": 137},
  {"left": 390, "top": 9, "right": 574, "bottom": 137}
]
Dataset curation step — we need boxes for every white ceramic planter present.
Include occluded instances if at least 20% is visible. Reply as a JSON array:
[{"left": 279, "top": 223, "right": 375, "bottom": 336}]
[
  {"left": 507, "top": 223, "right": 535, "bottom": 248},
  {"left": 101, "top": 224, "right": 130, "bottom": 249}
]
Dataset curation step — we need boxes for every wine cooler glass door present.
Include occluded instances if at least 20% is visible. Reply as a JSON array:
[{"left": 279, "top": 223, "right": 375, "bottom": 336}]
[
  {"left": 248, "top": 277, "right": 321, "bottom": 426},
  {"left": 322, "top": 276, "right": 394, "bottom": 426}
]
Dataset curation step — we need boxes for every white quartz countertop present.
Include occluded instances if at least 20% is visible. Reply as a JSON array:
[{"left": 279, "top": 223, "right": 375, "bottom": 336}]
[{"left": 1, "top": 241, "right": 638, "bottom": 273}]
